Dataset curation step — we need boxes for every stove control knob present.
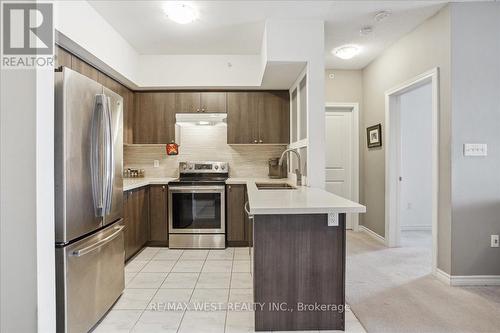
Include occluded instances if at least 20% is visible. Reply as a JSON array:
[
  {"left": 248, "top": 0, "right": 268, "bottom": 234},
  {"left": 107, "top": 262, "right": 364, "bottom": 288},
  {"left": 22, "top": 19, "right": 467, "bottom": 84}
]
[
  {"left": 188, "top": 165, "right": 193, "bottom": 170},
  {"left": 221, "top": 165, "right": 226, "bottom": 170},
  {"left": 214, "top": 165, "right": 219, "bottom": 170},
  {"left": 182, "top": 164, "right": 187, "bottom": 170}
]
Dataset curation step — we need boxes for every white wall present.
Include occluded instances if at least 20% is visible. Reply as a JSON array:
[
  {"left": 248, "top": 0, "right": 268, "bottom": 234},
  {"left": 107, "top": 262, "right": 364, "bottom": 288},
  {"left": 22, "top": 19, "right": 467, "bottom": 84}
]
[{"left": 400, "top": 83, "right": 433, "bottom": 230}]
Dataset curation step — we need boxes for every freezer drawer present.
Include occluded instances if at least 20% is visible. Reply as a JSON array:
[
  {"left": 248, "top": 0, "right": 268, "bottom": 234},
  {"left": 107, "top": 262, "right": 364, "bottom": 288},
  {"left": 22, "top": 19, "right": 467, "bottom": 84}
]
[{"left": 56, "top": 219, "right": 125, "bottom": 333}]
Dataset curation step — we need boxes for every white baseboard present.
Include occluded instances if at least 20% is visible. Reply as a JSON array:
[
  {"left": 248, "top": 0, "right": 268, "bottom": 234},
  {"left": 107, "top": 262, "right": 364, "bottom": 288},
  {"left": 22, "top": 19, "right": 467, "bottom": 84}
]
[
  {"left": 359, "top": 225, "right": 385, "bottom": 244},
  {"left": 451, "top": 275, "right": 500, "bottom": 286},
  {"left": 401, "top": 225, "right": 432, "bottom": 231},
  {"left": 434, "top": 269, "right": 500, "bottom": 286}
]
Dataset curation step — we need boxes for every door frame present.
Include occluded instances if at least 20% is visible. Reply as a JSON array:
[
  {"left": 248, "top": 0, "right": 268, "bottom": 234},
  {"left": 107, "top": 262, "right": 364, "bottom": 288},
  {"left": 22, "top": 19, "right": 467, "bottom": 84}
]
[
  {"left": 325, "top": 102, "right": 360, "bottom": 231},
  {"left": 384, "top": 68, "right": 439, "bottom": 274}
]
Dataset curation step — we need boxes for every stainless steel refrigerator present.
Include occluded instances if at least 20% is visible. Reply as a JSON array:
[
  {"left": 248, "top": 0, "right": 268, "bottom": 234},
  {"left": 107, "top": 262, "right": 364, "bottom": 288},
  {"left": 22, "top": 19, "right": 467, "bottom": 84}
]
[{"left": 55, "top": 67, "right": 124, "bottom": 333}]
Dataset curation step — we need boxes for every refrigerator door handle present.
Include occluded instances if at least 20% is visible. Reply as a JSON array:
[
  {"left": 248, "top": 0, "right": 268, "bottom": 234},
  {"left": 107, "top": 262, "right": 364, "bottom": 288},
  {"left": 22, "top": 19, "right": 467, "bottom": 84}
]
[
  {"left": 71, "top": 225, "right": 125, "bottom": 257},
  {"left": 104, "top": 95, "right": 114, "bottom": 214},
  {"left": 90, "top": 94, "right": 106, "bottom": 217}
]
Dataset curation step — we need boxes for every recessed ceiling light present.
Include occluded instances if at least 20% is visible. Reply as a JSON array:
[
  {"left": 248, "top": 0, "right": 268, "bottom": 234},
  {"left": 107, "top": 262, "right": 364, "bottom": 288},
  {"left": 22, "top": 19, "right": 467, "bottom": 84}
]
[
  {"left": 163, "top": 2, "right": 197, "bottom": 24},
  {"left": 374, "top": 10, "right": 391, "bottom": 22},
  {"left": 332, "top": 45, "right": 361, "bottom": 60}
]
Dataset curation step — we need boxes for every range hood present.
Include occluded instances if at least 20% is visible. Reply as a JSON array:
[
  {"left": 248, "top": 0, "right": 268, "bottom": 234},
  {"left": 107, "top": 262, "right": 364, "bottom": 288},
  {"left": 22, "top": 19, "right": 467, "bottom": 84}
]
[{"left": 175, "top": 113, "right": 227, "bottom": 127}]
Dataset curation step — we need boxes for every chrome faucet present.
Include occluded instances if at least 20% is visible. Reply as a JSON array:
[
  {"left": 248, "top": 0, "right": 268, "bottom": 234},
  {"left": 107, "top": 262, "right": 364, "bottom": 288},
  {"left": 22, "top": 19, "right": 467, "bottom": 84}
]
[{"left": 278, "top": 148, "right": 302, "bottom": 186}]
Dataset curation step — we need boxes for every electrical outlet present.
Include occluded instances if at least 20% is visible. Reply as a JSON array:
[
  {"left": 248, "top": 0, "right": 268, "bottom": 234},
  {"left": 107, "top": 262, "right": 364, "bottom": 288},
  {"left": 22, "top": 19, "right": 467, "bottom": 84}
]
[
  {"left": 491, "top": 235, "right": 499, "bottom": 248},
  {"left": 153, "top": 160, "right": 160, "bottom": 168}
]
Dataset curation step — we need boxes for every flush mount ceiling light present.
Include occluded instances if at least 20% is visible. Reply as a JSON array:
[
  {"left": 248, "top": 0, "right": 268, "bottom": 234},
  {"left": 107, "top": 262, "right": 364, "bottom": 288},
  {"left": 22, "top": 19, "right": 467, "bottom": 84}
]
[
  {"left": 332, "top": 45, "right": 361, "bottom": 60},
  {"left": 163, "top": 2, "right": 197, "bottom": 24}
]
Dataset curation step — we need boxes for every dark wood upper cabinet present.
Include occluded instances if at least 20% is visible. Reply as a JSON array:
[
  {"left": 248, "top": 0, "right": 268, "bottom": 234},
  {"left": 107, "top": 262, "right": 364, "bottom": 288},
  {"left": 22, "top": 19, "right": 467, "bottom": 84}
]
[
  {"left": 71, "top": 56, "right": 99, "bottom": 82},
  {"left": 123, "top": 91, "right": 135, "bottom": 144},
  {"left": 176, "top": 92, "right": 226, "bottom": 113},
  {"left": 175, "top": 92, "right": 201, "bottom": 113},
  {"left": 259, "top": 92, "right": 290, "bottom": 144},
  {"left": 200, "top": 92, "right": 226, "bottom": 112},
  {"left": 55, "top": 45, "right": 72, "bottom": 68},
  {"left": 227, "top": 91, "right": 289, "bottom": 144},
  {"left": 149, "top": 185, "right": 168, "bottom": 244},
  {"left": 134, "top": 92, "right": 176, "bottom": 144},
  {"left": 226, "top": 184, "right": 248, "bottom": 245},
  {"left": 227, "top": 92, "right": 260, "bottom": 144}
]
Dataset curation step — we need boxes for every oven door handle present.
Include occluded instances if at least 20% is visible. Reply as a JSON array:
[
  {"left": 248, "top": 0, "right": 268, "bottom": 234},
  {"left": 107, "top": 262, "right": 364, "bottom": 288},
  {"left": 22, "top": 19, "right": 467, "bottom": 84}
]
[{"left": 168, "top": 185, "right": 225, "bottom": 192}]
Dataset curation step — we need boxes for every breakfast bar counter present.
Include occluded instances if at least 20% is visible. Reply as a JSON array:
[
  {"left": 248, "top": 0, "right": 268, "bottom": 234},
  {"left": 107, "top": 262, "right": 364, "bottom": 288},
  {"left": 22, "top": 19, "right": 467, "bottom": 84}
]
[{"left": 243, "top": 181, "right": 365, "bottom": 332}]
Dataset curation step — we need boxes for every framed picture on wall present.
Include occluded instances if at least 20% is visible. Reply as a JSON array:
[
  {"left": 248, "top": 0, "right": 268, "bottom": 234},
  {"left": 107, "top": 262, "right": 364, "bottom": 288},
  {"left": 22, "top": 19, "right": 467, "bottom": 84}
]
[{"left": 366, "top": 124, "right": 382, "bottom": 148}]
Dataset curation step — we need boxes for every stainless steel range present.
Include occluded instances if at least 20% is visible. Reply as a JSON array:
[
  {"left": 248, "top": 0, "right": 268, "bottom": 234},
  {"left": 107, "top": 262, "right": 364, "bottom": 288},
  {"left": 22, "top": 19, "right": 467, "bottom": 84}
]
[{"left": 168, "top": 161, "right": 229, "bottom": 249}]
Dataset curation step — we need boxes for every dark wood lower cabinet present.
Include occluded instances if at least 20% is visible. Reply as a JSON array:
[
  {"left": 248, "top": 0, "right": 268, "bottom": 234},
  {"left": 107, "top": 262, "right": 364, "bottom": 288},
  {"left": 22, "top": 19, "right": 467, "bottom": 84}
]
[
  {"left": 124, "top": 187, "right": 150, "bottom": 261},
  {"left": 149, "top": 185, "right": 168, "bottom": 246},
  {"left": 226, "top": 184, "right": 249, "bottom": 246}
]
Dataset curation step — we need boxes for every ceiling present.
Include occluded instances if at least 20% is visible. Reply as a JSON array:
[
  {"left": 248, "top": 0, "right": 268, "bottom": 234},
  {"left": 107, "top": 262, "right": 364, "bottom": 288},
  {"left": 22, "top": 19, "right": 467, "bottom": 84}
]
[{"left": 89, "top": 1, "right": 447, "bottom": 70}]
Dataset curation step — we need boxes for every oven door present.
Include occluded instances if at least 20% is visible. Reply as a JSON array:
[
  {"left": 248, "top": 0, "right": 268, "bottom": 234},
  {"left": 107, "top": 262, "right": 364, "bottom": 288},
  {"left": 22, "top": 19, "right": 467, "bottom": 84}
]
[{"left": 168, "top": 185, "right": 225, "bottom": 234}]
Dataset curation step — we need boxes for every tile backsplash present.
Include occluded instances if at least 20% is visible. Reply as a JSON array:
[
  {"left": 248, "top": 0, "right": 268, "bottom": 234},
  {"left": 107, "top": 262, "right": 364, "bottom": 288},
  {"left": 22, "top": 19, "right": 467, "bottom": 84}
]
[{"left": 124, "top": 125, "right": 286, "bottom": 178}]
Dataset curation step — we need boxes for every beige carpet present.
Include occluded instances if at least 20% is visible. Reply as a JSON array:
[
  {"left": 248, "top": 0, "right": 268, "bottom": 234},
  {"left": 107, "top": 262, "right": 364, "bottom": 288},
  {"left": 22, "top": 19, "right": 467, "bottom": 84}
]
[{"left": 346, "top": 230, "right": 500, "bottom": 333}]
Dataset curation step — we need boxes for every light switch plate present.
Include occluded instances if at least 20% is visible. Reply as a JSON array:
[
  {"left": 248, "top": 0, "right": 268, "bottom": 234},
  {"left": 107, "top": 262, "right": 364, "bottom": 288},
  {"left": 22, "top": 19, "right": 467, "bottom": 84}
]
[
  {"left": 153, "top": 160, "right": 160, "bottom": 168},
  {"left": 328, "top": 213, "right": 338, "bottom": 227},
  {"left": 491, "top": 235, "right": 499, "bottom": 248},
  {"left": 464, "top": 143, "right": 487, "bottom": 157}
]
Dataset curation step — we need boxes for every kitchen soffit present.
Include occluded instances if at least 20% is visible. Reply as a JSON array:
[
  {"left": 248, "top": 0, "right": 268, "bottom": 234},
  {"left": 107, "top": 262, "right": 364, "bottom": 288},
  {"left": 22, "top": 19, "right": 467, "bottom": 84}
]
[{"left": 88, "top": 1, "right": 447, "bottom": 70}]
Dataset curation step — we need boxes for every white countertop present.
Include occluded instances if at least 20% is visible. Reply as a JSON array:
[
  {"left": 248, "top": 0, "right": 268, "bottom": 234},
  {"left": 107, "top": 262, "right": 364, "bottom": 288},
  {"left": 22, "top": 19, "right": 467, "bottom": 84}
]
[
  {"left": 123, "top": 176, "right": 366, "bottom": 215},
  {"left": 123, "top": 177, "right": 176, "bottom": 191},
  {"left": 241, "top": 178, "right": 366, "bottom": 215}
]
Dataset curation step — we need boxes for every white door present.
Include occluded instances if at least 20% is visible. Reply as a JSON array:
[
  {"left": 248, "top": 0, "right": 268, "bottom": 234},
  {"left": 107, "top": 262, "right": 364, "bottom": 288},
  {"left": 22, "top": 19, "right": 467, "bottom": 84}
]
[{"left": 325, "top": 108, "right": 355, "bottom": 229}]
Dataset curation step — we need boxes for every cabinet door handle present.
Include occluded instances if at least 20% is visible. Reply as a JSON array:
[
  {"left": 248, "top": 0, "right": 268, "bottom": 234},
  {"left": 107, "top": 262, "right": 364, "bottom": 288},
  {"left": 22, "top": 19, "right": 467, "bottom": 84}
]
[
  {"left": 259, "top": 139, "right": 263, "bottom": 143},
  {"left": 253, "top": 140, "right": 258, "bottom": 144},
  {"left": 196, "top": 108, "right": 200, "bottom": 112},
  {"left": 162, "top": 185, "right": 165, "bottom": 191}
]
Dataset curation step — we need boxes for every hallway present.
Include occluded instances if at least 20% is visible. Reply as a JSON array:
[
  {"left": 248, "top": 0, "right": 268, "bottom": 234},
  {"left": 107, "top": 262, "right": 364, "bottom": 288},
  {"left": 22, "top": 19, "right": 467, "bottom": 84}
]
[{"left": 346, "top": 231, "right": 500, "bottom": 333}]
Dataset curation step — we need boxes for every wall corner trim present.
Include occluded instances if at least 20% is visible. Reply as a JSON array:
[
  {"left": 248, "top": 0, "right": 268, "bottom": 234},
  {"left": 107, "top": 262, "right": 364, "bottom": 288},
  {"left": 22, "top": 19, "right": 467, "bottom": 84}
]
[
  {"left": 435, "top": 268, "right": 451, "bottom": 285},
  {"left": 358, "top": 225, "right": 385, "bottom": 244}
]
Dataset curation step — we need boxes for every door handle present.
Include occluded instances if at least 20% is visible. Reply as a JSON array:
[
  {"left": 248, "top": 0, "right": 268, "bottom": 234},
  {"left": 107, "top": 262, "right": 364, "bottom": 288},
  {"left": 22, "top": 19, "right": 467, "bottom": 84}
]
[
  {"left": 91, "top": 94, "right": 106, "bottom": 217},
  {"left": 104, "top": 95, "right": 114, "bottom": 215},
  {"left": 72, "top": 225, "right": 124, "bottom": 257}
]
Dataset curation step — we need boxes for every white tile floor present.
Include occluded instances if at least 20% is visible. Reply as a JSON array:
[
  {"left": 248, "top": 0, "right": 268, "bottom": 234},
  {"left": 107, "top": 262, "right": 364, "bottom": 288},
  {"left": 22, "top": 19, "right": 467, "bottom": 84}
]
[{"left": 93, "top": 247, "right": 366, "bottom": 333}]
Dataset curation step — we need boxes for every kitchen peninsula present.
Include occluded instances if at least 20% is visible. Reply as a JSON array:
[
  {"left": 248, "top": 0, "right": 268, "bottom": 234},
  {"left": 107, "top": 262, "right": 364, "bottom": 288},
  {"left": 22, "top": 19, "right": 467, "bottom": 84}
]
[{"left": 239, "top": 179, "right": 366, "bottom": 331}]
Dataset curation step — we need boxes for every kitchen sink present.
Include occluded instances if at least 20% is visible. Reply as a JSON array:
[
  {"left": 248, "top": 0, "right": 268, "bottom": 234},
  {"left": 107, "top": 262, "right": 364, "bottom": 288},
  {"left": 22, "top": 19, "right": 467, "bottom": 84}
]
[{"left": 255, "top": 182, "right": 297, "bottom": 190}]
